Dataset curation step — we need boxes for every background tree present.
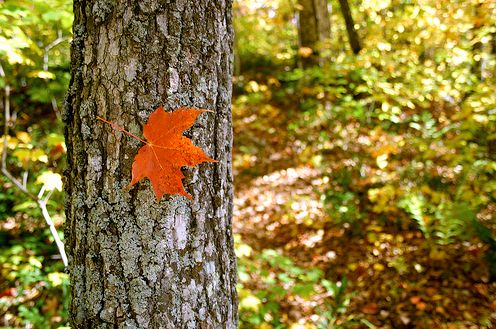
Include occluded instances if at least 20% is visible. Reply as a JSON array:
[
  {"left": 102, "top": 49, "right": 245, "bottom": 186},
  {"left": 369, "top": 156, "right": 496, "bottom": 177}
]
[
  {"left": 64, "top": 0, "right": 237, "bottom": 327},
  {"left": 297, "top": 0, "right": 331, "bottom": 66},
  {"left": 337, "top": 0, "right": 361, "bottom": 54}
]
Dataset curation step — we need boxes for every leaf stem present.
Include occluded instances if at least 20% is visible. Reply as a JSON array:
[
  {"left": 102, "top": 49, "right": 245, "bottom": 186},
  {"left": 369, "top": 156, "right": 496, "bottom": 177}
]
[{"left": 97, "top": 116, "right": 147, "bottom": 144}]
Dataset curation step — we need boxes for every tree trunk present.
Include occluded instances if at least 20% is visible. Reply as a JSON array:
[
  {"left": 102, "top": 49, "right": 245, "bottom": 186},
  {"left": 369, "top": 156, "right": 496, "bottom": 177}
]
[
  {"left": 63, "top": 0, "right": 237, "bottom": 328},
  {"left": 471, "top": 2, "right": 483, "bottom": 81},
  {"left": 297, "top": 0, "right": 331, "bottom": 67},
  {"left": 338, "top": 0, "right": 361, "bottom": 54}
]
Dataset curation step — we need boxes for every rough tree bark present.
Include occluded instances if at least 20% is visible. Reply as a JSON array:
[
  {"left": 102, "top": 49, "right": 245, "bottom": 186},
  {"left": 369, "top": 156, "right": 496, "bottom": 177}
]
[
  {"left": 63, "top": 0, "right": 237, "bottom": 328},
  {"left": 297, "top": 0, "right": 331, "bottom": 67},
  {"left": 337, "top": 0, "right": 361, "bottom": 54}
]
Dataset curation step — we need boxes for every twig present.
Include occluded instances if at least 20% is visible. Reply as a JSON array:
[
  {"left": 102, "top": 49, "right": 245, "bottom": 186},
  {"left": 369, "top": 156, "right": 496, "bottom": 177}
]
[
  {"left": 38, "top": 199, "right": 68, "bottom": 266},
  {"left": 0, "top": 62, "right": 68, "bottom": 267},
  {"left": 37, "top": 184, "right": 46, "bottom": 199},
  {"left": 43, "top": 34, "right": 69, "bottom": 71},
  {"left": 22, "top": 170, "right": 28, "bottom": 188},
  {"left": 43, "top": 34, "right": 69, "bottom": 118}
]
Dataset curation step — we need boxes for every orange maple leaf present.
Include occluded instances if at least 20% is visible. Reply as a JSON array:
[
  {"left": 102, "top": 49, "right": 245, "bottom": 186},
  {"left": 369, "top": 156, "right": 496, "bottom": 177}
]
[{"left": 98, "top": 107, "right": 216, "bottom": 201}]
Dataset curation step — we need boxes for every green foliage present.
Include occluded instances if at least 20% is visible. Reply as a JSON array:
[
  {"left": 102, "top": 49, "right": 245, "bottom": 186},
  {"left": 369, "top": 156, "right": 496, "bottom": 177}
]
[
  {"left": 0, "top": 0, "right": 71, "bottom": 327},
  {"left": 0, "top": 0, "right": 71, "bottom": 137},
  {"left": 233, "top": 1, "right": 496, "bottom": 325},
  {"left": 235, "top": 0, "right": 496, "bottom": 249},
  {"left": 434, "top": 202, "right": 472, "bottom": 245},
  {"left": 317, "top": 277, "right": 358, "bottom": 329},
  {"left": 398, "top": 194, "right": 430, "bottom": 238},
  {"left": 0, "top": 176, "right": 17, "bottom": 215},
  {"left": 0, "top": 237, "right": 69, "bottom": 328},
  {"left": 18, "top": 305, "right": 51, "bottom": 328},
  {"left": 236, "top": 235, "right": 357, "bottom": 328},
  {"left": 234, "top": 0, "right": 298, "bottom": 72}
]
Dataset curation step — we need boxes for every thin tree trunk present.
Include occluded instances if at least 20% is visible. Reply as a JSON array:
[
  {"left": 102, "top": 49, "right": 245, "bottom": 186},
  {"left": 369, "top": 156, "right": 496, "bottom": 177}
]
[
  {"left": 338, "top": 0, "right": 361, "bottom": 54},
  {"left": 492, "top": 32, "right": 496, "bottom": 55},
  {"left": 64, "top": 0, "right": 237, "bottom": 328},
  {"left": 471, "top": 2, "right": 483, "bottom": 80},
  {"left": 298, "top": 0, "right": 331, "bottom": 67}
]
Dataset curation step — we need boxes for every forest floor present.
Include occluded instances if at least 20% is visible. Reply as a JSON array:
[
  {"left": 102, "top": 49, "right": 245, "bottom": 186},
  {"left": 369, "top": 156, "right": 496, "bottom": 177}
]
[{"left": 231, "top": 100, "right": 496, "bottom": 328}]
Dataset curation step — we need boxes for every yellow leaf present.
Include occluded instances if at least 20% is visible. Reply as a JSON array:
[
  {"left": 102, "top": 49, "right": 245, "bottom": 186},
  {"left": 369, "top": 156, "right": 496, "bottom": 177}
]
[
  {"left": 373, "top": 263, "right": 385, "bottom": 271},
  {"left": 239, "top": 295, "right": 261, "bottom": 311},
  {"left": 376, "top": 154, "right": 389, "bottom": 169},
  {"left": 28, "top": 70, "right": 56, "bottom": 80},
  {"left": 31, "top": 149, "right": 48, "bottom": 163},
  {"left": 257, "top": 324, "right": 274, "bottom": 329},
  {"left": 236, "top": 243, "right": 252, "bottom": 257},
  {"left": 16, "top": 131, "right": 31, "bottom": 144},
  {"left": 3, "top": 136, "right": 19, "bottom": 149},
  {"left": 28, "top": 256, "right": 42, "bottom": 268},
  {"left": 36, "top": 171, "right": 63, "bottom": 191},
  {"left": 13, "top": 149, "right": 31, "bottom": 161},
  {"left": 48, "top": 272, "right": 68, "bottom": 287}
]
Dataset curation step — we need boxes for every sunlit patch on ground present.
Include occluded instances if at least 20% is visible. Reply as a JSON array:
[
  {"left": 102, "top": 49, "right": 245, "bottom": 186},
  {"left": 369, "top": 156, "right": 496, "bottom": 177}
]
[{"left": 234, "top": 166, "right": 325, "bottom": 248}]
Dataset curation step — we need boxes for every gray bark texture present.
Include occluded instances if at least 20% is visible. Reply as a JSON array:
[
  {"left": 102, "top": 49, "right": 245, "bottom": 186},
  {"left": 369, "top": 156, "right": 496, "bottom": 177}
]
[
  {"left": 63, "top": 0, "right": 237, "bottom": 328},
  {"left": 297, "top": 0, "right": 331, "bottom": 67}
]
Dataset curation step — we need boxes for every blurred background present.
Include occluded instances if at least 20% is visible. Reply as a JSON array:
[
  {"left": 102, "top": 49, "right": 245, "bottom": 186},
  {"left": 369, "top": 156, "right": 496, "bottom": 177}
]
[{"left": 0, "top": 0, "right": 495, "bottom": 328}]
